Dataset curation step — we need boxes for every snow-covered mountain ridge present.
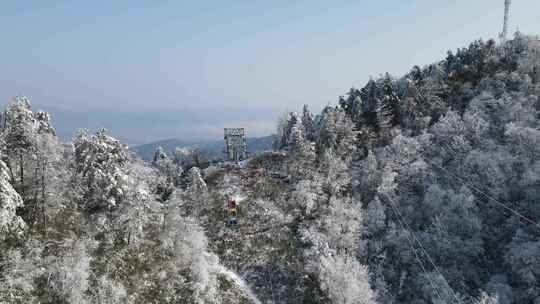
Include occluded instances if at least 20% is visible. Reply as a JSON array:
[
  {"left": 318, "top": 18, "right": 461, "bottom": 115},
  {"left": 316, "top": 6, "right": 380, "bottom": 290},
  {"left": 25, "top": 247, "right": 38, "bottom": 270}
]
[{"left": 2, "top": 34, "right": 540, "bottom": 303}]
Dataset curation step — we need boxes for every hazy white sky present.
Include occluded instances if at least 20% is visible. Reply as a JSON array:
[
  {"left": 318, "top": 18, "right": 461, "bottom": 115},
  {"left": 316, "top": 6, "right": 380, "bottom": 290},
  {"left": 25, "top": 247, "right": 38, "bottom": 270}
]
[{"left": 1, "top": 0, "right": 539, "bottom": 144}]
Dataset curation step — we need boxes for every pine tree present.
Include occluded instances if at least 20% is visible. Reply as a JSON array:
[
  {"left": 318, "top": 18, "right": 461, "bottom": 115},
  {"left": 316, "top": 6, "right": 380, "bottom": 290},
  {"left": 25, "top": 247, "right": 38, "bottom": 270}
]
[
  {"left": 301, "top": 104, "right": 315, "bottom": 141},
  {"left": 277, "top": 112, "right": 300, "bottom": 150},
  {"left": 2, "top": 97, "right": 38, "bottom": 196},
  {"left": 316, "top": 107, "right": 358, "bottom": 158},
  {"left": 380, "top": 73, "right": 402, "bottom": 127},
  {"left": 72, "top": 128, "right": 129, "bottom": 212},
  {"left": 361, "top": 79, "right": 381, "bottom": 130},
  {"left": 153, "top": 146, "right": 169, "bottom": 164},
  {"left": 1, "top": 97, "right": 60, "bottom": 231},
  {"left": 288, "top": 118, "right": 315, "bottom": 180},
  {"left": 339, "top": 87, "right": 363, "bottom": 125}
]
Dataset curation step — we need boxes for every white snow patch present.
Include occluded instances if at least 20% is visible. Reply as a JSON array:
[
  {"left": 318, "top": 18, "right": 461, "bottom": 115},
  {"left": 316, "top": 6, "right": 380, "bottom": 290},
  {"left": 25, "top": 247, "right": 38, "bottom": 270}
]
[
  {"left": 217, "top": 265, "right": 262, "bottom": 304},
  {"left": 232, "top": 193, "right": 247, "bottom": 202}
]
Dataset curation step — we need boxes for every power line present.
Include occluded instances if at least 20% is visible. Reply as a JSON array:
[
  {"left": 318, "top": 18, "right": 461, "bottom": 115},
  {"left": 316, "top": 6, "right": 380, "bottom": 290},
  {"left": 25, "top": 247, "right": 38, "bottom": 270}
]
[
  {"left": 382, "top": 193, "right": 463, "bottom": 304},
  {"left": 422, "top": 146, "right": 540, "bottom": 231},
  {"left": 266, "top": 267, "right": 277, "bottom": 304},
  {"left": 382, "top": 194, "right": 447, "bottom": 303},
  {"left": 417, "top": 140, "right": 540, "bottom": 230}
]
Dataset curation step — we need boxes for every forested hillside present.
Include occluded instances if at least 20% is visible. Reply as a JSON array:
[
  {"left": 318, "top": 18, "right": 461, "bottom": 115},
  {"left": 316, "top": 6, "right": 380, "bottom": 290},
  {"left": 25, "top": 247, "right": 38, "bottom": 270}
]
[{"left": 1, "top": 33, "right": 540, "bottom": 303}]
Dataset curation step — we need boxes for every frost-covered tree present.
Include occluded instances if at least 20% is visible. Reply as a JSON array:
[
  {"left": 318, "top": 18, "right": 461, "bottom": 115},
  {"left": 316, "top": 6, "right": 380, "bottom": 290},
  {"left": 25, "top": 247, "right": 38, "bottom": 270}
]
[
  {"left": 2, "top": 97, "right": 38, "bottom": 190},
  {"left": 276, "top": 112, "right": 300, "bottom": 150},
  {"left": 505, "top": 228, "right": 540, "bottom": 302},
  {"left": 72, "top": 128, "right": 129, "bottom": 212},
  {"left": 288, "top": 144, "right": 374, "bottom": 303},
  {"left": 354, "top": 149, "right": 379, "bottom": 204},
  {"left": 184, "top": 167, "right": 208, "bottom": 217},
  {"left": 315, "top": 106, "right": 357, "bottom": 158},
  {"left": 288, "top": 117, "right": 316, "bottom": 179},
  {"left": 174, "top": 147, "right": 200, "bottom": 169},
  {"left": 319, "top": 253, "right": 376, "bottom": 304},
  {"left": 476, "top": 292, "right": 499, "bottom": 304},
  {"left": 187, "top": 167, "right": 207, "bottom": 198},
  {"left": 43, "top": 239, "right": 91, "bottom": 303},
  {"left": 339, "top": 87, "right": 363, "bottom": 125},
  {"left": 505, "top": 123, "right": 540, "bottom": 162},
  {"left": 360, "top": 79, "right": 380, "bottom": 130},
  {"left": 153, "top": 145, "right": 184, "bottom": 191},
  {"left": 0, "top": 160, "right": 26, "bottom": 239},
  {"left": 0, "top": 241, "right": 44, "bottom": 303},
  {"left": 302, "top": 104, "right": 316, "bottom": 141},
  {"left": 8, "top": 101, "right": 61, "bottom": 233},
  {"left": 380, "top": 73, "right": 402, "bottom": 128},
  {"left": 1, "top": 97, "right": 61, "bottom": 230},
  {"left": 153, "top": 146, "right": 169, "bottom": 164},
  {"left": 114, "top": 160, "right": 162, "bottom": 246},
  {"left": 159, "top": 201, "right": 221, "bottom": 304}
]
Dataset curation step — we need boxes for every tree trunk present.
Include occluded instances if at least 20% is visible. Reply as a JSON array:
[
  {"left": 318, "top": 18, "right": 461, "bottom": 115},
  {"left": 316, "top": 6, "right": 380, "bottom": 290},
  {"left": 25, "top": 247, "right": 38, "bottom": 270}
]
[
  {"left": 42, "top": 158, "right": 47, "bottom": 237},
  {"left": 6, "top": 158, "right": 15, "bottom": 184},
  {"left": 19, "top": 152, "right": 24, "bottom": 196},
  {"left": 19, "top": 152, "right": 24, "bottom": 194},
  {"left": 32, "top": 161, "right": 40, "bottom": 202}
]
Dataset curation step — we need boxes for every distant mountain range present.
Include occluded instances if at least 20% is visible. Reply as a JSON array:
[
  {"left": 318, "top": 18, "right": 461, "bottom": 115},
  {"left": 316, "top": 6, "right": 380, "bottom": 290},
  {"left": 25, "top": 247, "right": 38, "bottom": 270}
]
[{"left": 131, "top": 135, "right": 277, "bottom": 161}]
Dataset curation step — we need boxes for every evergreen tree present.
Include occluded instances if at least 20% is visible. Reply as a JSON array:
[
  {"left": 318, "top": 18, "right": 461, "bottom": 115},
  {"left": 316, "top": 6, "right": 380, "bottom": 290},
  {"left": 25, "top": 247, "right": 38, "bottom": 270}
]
[
  {"left": 339, "top": 87, "right": 362, "bottom": 125},
  {"left": 360, "top": 79, "right": 380, "bottom": 130},
  {"left": 72, "top": 128, "right": 129, "bottom": 212},
  {"left": 380, "top": 73, "right": 402, "bottom": 127},
  {"left": 301, "top": 104, "right": 316, "bottom": 141},
  {"left": 153, "top": 146, "right": 169, "bottom": 164},
  {"left": 2, "top": 97, "right": 38, "bottom": 196}
]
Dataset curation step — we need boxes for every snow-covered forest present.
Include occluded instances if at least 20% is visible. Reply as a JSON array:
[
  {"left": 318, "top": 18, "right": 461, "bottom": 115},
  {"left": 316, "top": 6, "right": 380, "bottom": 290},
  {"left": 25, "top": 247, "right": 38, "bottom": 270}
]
[{"left": 1, "top": 33, "right": 540, "bottom": 303}]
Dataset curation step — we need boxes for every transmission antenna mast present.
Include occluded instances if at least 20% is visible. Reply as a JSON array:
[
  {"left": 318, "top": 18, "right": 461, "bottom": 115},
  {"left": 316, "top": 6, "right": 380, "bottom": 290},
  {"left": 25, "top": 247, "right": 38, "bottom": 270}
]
[{"left": 501, "top": 0, "right": 512, "bottom": 41}]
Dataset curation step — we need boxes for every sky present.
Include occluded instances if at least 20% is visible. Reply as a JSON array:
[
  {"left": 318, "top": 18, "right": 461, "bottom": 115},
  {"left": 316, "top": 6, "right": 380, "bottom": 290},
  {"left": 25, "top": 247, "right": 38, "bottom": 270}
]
[{"left": 1, "top": 0, "right": 540, "bottom": 145}]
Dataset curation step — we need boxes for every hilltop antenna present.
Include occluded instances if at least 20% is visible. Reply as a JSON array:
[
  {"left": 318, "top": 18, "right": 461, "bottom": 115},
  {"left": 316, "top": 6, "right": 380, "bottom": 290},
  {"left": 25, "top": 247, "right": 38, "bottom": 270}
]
[{"left": 500, "top": 0, "right": 512, "bottom": 41}]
